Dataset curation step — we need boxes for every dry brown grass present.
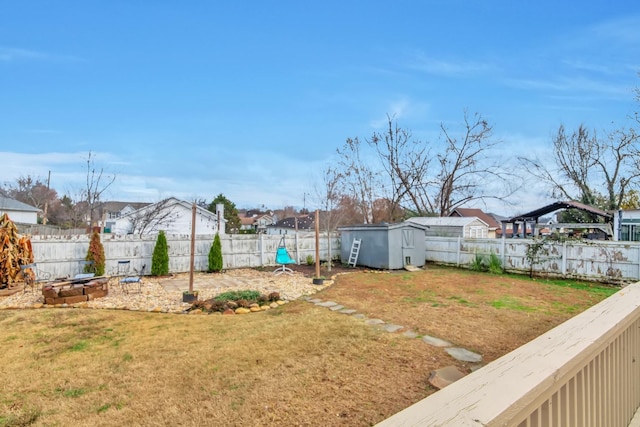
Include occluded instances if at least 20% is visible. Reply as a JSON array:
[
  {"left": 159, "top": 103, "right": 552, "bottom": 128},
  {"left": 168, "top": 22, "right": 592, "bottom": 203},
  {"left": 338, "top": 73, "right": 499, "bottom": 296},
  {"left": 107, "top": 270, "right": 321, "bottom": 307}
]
[{"left": 0, "top": 266, "right": 617, "bottom": 426}]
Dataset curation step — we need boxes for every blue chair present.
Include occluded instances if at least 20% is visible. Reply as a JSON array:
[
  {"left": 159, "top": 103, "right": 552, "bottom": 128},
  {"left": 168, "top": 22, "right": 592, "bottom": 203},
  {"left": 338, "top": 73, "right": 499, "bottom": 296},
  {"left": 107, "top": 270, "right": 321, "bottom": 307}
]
[
  {"left": 273, "top": 237, "right": 296, "bottom": 275},
  {"left": 74, "top": 260, "right": 96, "bottom": 280}
]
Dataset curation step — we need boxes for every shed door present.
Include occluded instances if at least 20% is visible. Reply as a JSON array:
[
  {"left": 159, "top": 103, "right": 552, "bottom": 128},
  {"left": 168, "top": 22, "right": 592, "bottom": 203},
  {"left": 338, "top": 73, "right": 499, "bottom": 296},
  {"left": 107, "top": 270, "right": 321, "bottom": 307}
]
[{"left": 402, "top": 229, "right": 415, "bottom": 248}]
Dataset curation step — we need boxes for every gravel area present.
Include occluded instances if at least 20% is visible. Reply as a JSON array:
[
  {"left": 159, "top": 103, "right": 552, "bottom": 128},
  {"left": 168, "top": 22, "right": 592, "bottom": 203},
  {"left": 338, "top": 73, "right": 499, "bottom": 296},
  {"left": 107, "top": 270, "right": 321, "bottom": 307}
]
[{"left": 0, "top": 269, "right": 332, "bottom": 314}]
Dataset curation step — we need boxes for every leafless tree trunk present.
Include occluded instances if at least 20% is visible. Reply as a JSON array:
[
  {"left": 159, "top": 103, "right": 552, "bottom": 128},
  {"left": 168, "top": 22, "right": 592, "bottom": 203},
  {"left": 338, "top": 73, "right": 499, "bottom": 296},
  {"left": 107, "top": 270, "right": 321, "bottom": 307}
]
[
  {"left": 335, "top": 138, "right": 379, "bottom": 223},
  {"left": 84, "top": 151, "right": 116, "bottom": 226},
  {"left": 314, "top": 166, "right": 346, "bottom": 271},
  {"left": 435, "top": 111, "right": 505, "bottom": 216},
  {"left": 368, "top": 115, "right": 433, "bottom": 217},
  {"left": 365, "top": 111, "right": 509, "bottom": 217}
]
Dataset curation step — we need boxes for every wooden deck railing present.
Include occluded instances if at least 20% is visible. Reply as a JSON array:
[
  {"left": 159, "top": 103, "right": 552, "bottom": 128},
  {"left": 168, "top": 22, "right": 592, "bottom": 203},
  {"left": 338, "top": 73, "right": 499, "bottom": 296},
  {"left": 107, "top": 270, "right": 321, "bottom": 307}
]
[{"left": 377, "top": 282, "right": 640, "bottom": 427}]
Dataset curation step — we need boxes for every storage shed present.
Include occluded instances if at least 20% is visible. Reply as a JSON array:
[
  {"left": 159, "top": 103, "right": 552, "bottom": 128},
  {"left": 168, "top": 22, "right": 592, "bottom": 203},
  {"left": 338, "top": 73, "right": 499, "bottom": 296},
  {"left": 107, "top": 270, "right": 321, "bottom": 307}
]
[
  {"left": 338, "top": 222, "right": 428, "bottom": 270},
  {"left": 406, "top": 216, "right": 489, "bottom": 238}
]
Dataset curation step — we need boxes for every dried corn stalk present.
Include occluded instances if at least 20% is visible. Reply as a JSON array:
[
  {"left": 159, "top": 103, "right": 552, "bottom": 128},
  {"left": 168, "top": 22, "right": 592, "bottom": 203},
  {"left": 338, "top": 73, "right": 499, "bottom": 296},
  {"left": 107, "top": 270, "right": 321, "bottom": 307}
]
[{"left": 0, "top": 213, "right": 34, "bottom": 287}]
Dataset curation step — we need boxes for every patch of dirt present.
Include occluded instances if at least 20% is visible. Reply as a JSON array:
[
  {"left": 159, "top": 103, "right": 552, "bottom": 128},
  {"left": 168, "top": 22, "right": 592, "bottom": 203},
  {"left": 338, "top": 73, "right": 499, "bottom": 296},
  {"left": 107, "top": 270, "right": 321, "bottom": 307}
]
[{"left": 288, "top": 263, "right": 365, "bottom": 277}]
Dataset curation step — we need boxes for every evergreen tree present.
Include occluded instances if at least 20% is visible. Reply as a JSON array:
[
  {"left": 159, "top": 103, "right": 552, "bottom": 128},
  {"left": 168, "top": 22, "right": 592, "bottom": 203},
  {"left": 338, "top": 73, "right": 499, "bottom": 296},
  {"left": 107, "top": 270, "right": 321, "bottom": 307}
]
[
  {"left": 151, "top": 230, "right": 169, "bottom": 276},
  {"left": 208, "top": 193, "right": 241, "bottom": 233},
  {"left": 208, "top": 233, "right": 223, "bottom": 272},
  {"left": 85, "top": 231, "right": 105, "bottom": 276}
]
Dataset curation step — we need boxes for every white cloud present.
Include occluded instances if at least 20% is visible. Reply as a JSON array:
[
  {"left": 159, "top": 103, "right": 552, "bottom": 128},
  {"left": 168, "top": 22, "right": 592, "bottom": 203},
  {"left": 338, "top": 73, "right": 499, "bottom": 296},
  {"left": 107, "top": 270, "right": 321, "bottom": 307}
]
[
  {"left": 407, "top": 52, "right": 495, "bottom": 77},
  {"left": 0, "top": 46, "right": 82, "bottom": 62}
]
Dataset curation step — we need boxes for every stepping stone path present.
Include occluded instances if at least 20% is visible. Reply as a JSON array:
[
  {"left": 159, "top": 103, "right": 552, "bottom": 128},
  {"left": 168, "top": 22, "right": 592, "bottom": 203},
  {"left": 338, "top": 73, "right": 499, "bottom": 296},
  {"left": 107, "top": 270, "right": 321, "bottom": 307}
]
[{"left": 303, "top": 295, "right": 484, "bottom": 389}]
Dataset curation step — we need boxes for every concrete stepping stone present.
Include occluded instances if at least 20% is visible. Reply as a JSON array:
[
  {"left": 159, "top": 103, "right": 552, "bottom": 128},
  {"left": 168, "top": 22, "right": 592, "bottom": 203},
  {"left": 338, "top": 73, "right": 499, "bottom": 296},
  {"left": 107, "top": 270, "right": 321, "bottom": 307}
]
[
  {"left": 381, "top": 324, "right": 403, "bottom": 333},
  {"left": 308, "top": 298, "right": 323, "bottom": 303},
  {"left": 428, "top": 365, "right": 467, "bottom": 390},
  {"left": 352, "top": 314, "right": 366, "bottom": 319},
  {"left": 365, "top": 318, "right": 385, "bottom": 326},
  {"left": 316, "top": 301, "right": 338, "bottom": 307},
  {"left": 422, "top": 335, "right": 452, "bottom": 347},
  {"left": 403, "top": 330, "right": 419, "bottom": 339},
  {"left": 339, "top": 309, "right": 357, "bottom": 314},
  {"left": 445, "top": 347, "right": 483, "bottom": 363},
  {"left": 329, "top": 305, "right": 345, "bottom": 311}
]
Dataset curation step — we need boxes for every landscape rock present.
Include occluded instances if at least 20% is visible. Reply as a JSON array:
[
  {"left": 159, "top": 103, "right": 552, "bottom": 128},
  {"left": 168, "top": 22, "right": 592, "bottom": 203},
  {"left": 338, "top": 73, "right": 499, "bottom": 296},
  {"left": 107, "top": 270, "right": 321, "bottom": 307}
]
[
  {"left": 422, "top": 335, "right": 453, "bottom": 347},
  {"left": 446, "top": 347, "right": 483, "bottom": 363},
  {"left": 428, "top": 366, "right": 467, "bottom": 390}
]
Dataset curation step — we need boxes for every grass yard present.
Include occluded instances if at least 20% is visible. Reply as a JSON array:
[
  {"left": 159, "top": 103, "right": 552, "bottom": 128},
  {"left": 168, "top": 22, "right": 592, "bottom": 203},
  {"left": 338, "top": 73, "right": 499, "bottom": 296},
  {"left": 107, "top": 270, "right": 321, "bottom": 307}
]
[{"left": 0, "top": 265, "right": 619, "bottom": 426}]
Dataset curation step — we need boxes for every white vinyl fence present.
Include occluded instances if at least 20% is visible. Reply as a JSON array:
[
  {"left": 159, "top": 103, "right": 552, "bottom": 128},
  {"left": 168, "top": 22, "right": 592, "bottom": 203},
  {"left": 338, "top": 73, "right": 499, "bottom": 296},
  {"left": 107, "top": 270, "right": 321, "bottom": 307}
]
[
  {"left": 427, "top": 236, "right": 640, "bottom": 282},
  {"left": 30, "top": 232, "right": 340, "bottom": 279}
]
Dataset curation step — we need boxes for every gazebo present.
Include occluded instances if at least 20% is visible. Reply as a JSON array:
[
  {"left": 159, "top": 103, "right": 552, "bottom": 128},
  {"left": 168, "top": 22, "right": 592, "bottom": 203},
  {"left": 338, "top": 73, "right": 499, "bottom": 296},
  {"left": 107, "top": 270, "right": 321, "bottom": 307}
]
[{"left": 502, "top": 201, "right": 613, "bottom": 239}]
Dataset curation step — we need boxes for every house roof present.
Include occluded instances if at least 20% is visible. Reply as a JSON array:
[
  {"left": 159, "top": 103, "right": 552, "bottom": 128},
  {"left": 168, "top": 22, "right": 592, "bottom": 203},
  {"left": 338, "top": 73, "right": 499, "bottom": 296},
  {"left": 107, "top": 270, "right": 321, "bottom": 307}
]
[
  {"left": 119, "top": 197, "right": 223, "bottom": 223},
  {"left": 450, "top": 208, "right": 500, "bottom": 229},
  {"left": 407, "top": 216, "right": 489, "bottom": 227},
  {"left": 98, "top": 201, "right": 151, "bottom": 213},
  {"left": 268, "top": 215, "right": 314, "bottom": 230},
  {"left": 505, "top": 200, "right": 612, "bottom": 223},
  {"left": 0, "top": 196, "right": 40, "bottom": 212}
]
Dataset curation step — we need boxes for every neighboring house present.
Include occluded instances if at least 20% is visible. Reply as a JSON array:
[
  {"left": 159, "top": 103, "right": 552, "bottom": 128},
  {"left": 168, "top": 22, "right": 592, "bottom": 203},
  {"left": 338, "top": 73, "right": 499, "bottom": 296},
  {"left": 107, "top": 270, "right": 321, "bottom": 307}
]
[
  {"left": 112, "top": 197, "right": 226, "bottom": 235},
  {"left": 239, "top": 213, "right": 275, "bottom": 233},
  {"left": 98, "top": 201, "right": 152, "bottom": 232},
  {"left": 616, "top": 210, "right": 640, "bottom": 242},
  {"left": 0, "top": 195, "right": 40, "bottom": 224},
  {"left": 239, "top": 213, "right": 256, "bottom": 232},
  {"left": 407, "top": 216, "right": 490, "bottom": 238},
  {"left": 266, "top": 215, "right": 314, "bottom": 235},
  {"left": 254, "top": 214, "right": 274, "bottom": 233},
  {"left": 450, "top": 208, "right": 501, "bottom": 238}
]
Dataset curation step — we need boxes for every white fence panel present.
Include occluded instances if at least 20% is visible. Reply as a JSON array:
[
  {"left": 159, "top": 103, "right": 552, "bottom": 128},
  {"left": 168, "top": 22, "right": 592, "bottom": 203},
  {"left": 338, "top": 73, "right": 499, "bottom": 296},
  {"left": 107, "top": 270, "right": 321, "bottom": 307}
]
[
  {"left": 29, "top": 232, "right": 341, "bottom": 279},
  {"left": 426, "top": 236, "right": 640, "bottom": 283}
]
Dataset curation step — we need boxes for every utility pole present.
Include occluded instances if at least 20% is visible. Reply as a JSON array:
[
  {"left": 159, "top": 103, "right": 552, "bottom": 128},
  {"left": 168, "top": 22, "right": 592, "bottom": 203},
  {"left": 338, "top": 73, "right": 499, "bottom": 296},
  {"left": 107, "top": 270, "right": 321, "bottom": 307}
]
[{"left": 42, "top": 170, "right": 51, "bottom": 225}]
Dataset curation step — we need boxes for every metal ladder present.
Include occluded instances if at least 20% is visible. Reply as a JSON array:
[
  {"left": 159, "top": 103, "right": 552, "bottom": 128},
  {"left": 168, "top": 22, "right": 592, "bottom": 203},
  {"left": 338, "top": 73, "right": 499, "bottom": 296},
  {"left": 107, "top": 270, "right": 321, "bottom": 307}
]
[{"left": 348, "top": 238, "right": 361, "bottom": 267}]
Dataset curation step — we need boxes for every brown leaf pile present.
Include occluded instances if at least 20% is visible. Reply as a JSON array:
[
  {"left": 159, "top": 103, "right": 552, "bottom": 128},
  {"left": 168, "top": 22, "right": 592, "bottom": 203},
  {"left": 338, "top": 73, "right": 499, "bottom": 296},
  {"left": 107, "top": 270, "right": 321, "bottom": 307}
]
[{"left": 0, "top": 213, "right": 34, "bottom": 287}]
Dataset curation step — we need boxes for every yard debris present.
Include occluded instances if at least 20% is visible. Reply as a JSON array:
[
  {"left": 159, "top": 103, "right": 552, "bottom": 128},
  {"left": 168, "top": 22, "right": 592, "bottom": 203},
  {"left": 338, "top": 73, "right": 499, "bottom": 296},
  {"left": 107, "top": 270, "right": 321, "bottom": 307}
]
[{"left": 0, "top": 213, "right": 34, "bottom": 288}]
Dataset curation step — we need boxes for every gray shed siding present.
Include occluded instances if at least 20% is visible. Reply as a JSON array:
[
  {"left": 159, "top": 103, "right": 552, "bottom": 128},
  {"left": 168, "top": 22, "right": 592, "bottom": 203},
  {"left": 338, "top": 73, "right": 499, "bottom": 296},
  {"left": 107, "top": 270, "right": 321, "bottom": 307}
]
[{"left": 339, "top": 223, "right": 427, "bottom": 269}]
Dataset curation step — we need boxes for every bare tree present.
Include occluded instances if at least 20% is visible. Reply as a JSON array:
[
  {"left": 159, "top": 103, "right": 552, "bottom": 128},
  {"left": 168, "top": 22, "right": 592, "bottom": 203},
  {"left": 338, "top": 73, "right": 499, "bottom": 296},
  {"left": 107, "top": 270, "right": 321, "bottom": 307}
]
[
  {"left": 125, "top": 199, "right": 180, "bottom": 236},
  {"left": 335, "top": 138, "right": 380, "bottom": 223},
  {"left": 434, "top": 111, "right": 506, "bottom": 216},
  {"left": 368, "top": 116, "right": 432, "bottom": 218},
  {"left": 521, "top": 124, "right": 640, "bottom": 213},
  {"left": 1, "top": 175, "right": 57, "bottom": 212},
  {"left": 84, "top": 151, "right": 116, "bottom": 225},
  {"left": 362, "top": 111, "right": 509, "bottom": 217},
  {"left": 314, "top": 166, "right": 345, "bottom": 271}
]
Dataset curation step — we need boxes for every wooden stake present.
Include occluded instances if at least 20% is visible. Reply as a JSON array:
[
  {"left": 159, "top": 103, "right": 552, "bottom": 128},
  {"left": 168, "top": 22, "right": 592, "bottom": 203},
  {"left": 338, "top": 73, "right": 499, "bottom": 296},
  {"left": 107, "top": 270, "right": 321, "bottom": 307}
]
[
  {"left": 189, "top": 202, "right": 196, "bottom": 292},
  {"left": 315, "top": 209, "right": 320, "bottom": 278}
]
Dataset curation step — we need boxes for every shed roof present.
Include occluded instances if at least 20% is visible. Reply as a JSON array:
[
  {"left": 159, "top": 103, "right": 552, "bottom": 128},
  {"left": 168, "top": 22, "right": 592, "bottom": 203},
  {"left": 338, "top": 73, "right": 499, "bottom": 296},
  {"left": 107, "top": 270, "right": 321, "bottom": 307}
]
[
  {"left": 0, "top": 196, "right": 40, "bottom": 212},
  {"left": 406, "top": 216, "right": 489, "bottom": 227}
]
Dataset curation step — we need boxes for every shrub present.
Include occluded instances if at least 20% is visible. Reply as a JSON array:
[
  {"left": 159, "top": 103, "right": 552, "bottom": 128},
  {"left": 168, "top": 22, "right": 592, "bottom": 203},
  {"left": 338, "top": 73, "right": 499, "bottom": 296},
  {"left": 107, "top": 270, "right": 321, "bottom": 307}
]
[
  {"left": 85, "top": 232, "right": 105, "bottom": 276},
  {"left": 306, "top": 255, "right": 313, "bottom": 266},
  {"left": 488, "top": 252, "right": 503, "bottom": 274},
  {"left": 208, "top": 233, "right": 223, "bottom": 272},
  {"left": 469, "top": 252, "right": 486, "bottom": 272},
  {"left": 214, "top": 290, "right": 261, "bottom": 302},
  {"left": 151, "top": 231, "right": 169, "bottom": 276}
]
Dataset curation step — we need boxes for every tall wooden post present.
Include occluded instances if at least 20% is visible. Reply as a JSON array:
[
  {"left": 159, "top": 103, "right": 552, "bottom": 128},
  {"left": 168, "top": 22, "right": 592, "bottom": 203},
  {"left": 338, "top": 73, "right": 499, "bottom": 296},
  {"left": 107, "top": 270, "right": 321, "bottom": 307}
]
[
  {"left": 189, "top": 202, "right": 196, "bottom": 292},
  {"left": 315, "top": 209, "right": 320, "bottom": 278}
]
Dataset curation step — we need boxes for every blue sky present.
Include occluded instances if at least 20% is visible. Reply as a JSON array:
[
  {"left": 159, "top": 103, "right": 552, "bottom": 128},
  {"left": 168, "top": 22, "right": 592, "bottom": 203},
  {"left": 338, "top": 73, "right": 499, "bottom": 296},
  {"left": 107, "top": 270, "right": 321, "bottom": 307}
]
[{"left": 1, "top": 1, "right": 639, "bottom": 215}]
